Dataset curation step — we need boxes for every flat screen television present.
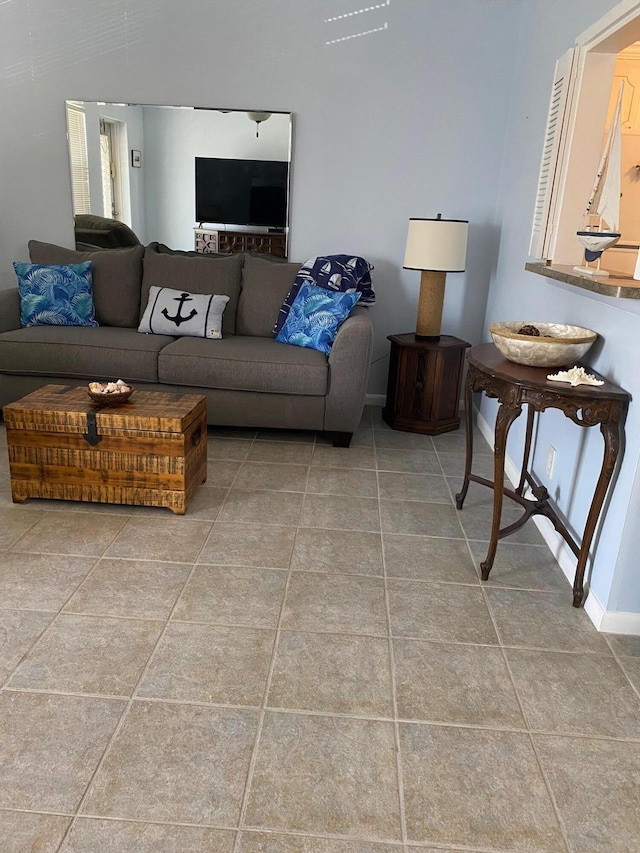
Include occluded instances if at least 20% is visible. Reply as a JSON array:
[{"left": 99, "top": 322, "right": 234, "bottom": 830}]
[{"left": 195, "top": 157, "right": 289, "bottom": 228}]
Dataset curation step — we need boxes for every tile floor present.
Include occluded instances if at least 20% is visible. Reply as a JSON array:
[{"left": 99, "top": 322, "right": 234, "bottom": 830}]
[{"left": 0, "top": 407, "right": 639, "bottom": 852}]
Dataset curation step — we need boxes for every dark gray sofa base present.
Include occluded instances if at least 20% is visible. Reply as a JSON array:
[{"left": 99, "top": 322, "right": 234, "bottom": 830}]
[{"left": 0, "top": 249, "right": 373, "bottom": 444}]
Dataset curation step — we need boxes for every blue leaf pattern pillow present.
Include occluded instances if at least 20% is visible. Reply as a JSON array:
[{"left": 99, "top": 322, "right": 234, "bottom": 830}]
[
  {"left": 275, "top": 283, "right": 361, "bottom": 355},
  {"left": 13, "top": 261, "right": 98, "bottom": 328},
  {"left": 273, "top": 254, "right": 374, "bottom": 336}
]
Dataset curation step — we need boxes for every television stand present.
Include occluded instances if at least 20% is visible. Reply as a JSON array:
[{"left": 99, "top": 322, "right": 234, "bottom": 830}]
[{"left": 194, "top": 228, "right": 287, "bottom": 259}]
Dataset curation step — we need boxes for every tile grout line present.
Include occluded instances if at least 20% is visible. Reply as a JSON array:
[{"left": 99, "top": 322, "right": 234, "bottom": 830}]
[
  {"left": 0, "top": 550, "right": 106, "bottom": 693},
  {"left": 3, "top": 507, "right": 47, "bottom": 552},
  {"left": 602, "top": 633, "right": 640, "bottom": 703},
  {"left": 0, "top": 510, "right": 135, "bottom": 692},
  {"left": 4, "top": 678, "right": 640, "bottom": 741},
  {"left": 480, "top": 581, "right": 573, "bottom": 853},
  {"left": 5, "top": 678, "right": 640, "bottom": 741},
  {"left": 230, "top": 432, "right": 315, "bottom": 852},
  {"left": 374, "top": 426, "right": 409, "bottom": 852},
  {"left": 54, "top": 515, "right": 215, "bottom": 851},
  {"left": 451, "top": 409, "right": 573, "bottom": 851}
]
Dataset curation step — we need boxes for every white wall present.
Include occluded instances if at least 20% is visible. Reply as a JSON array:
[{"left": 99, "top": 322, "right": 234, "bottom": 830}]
[
  {"left": 485, "top": 0, "right": 640, "bottom": 621},
  {"left": 0, "top": 0, "right": 524, "bottom": 396}
]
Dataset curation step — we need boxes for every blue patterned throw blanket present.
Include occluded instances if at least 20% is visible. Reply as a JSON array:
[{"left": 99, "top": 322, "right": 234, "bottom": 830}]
[{"left": 273, "top": 254, "right": 375, "bottom": 335}]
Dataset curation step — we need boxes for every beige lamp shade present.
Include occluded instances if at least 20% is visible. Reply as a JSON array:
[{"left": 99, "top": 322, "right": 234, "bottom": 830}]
[
  {"left": 403, "top": 216, "right": 468, "bottom": 272},
  {"left": 403, "top": 215, "right": 469, "bottom": 340}
]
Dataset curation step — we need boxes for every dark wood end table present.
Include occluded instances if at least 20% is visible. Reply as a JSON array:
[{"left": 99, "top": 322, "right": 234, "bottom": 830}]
[
  {"left": 455, "top": 344, "right": 630, "bottom": 606},
  {"left": 383, "top": 334, "right": 470, "bottom": 435}
]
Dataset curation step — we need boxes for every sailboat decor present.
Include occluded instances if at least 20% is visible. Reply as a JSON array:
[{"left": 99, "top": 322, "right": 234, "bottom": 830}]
[{"left": 574, "top": 81, "right": 624, "bottom": 277}]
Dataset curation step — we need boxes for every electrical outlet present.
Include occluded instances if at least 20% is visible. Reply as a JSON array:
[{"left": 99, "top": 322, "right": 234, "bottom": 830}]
[{"left": 546, "top": 445, "right": 556, "bottom": 478}]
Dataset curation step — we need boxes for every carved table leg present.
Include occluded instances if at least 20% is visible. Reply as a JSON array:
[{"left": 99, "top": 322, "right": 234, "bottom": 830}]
[
  {"left": 455, "top": 369, "right": 475, "bottom": 510},
  {"left": 480, "top": 400, "right": 522, "bottom": 581},
  {"left": 572, "top": 418, "right": 622, "bottom": 607},
  {"left": 516, "top": 406, "right": 535, "bottom": 497}
]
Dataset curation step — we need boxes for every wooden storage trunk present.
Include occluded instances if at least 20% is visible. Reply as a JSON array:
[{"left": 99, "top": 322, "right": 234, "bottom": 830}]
[{"left": 3, "top": 385, "right": 207, "bottom": 515}]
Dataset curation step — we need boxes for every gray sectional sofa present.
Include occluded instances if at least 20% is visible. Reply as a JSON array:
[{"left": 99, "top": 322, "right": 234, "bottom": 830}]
[{"left": 0, "top": 242, "right": 374, "bottom": 446}]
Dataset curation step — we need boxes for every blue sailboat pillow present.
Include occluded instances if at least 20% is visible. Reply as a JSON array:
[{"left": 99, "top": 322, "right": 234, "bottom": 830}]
[
  {"left": 275, "top": 283, "right": 361, "bottom": 355},
  {"left": 13, "top": 261, "right": 98, "bottom": 328}
]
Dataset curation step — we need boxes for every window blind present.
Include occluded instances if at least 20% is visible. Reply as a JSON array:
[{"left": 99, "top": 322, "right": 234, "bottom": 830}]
[
  {"left": 66, "top": 104, "right": 91, "bottom": 216},
  {"left": 529, "top": 48, "right": 577, "bottom": 259}
]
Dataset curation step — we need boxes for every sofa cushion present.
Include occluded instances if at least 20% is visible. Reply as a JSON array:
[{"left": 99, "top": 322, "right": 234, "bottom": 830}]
[
  {"left": 158, "top": 335, "right": 328, "bottom": 396},
  {"left": 141, "top": 248, "right": 243, "bottom": 336},
  {"left": 28, "top": 241, "right": 144, "bottom": 329},
  {"left": 0, "top": 326, "right": 174, "bottom": 383},
  {"left": 237, "top": 254, "right": 301, "bottom": 337}
]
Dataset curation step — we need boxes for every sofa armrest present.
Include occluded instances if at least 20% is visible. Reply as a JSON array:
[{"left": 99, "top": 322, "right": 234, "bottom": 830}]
[
  {"left": 324, "top": 306, "right": 374, "bottom": 434},
  {"left": 0, "top": 288, "right": 20, "bottom": 333}
]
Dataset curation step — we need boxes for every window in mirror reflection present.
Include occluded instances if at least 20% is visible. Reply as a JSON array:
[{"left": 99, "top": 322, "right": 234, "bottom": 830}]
[
  {"left": 99, "top": 118, "right": 120, "bottom": 220},
  {"left": 66, "top": 103, "right": 91, "bottom": 216},
  {"left": 65, "top": 102, "right": 293, "bottom": 253}
]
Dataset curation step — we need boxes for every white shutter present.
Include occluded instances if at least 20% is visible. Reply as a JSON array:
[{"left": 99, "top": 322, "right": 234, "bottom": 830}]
[
  {"left": 529, "top": 48, "right": 577, "bottom": 259},
  {"left": 66, "top": 104, "right": 91, "bottom": 216}
]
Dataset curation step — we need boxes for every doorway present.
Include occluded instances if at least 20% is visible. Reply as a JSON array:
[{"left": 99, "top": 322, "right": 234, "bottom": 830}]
[
  {"left": 600, "top": 42, "right": 640, "bottom": 274},
  {"left": 99, "top": 118, "right": 121, "bottom": 220}
]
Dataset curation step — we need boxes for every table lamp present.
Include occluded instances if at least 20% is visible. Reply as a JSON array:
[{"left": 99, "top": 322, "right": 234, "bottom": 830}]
[{"left": 403, "top": 215, "right": 469, "bottom": 340}]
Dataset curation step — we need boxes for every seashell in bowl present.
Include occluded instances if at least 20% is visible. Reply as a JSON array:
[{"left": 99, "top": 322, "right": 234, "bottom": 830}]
[
  {"left": 489, "top": 322, "right": 597, "bottom": 368},
  {"left": 87, "top": 379, "right": 134, "bottom": 406}
]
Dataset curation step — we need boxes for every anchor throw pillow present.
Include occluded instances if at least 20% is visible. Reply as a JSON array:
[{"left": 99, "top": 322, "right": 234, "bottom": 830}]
[{"left": 138, "top": 286, "right": 230, "bottom": 339}]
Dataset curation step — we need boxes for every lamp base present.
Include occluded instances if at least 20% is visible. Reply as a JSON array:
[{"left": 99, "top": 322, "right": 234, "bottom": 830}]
[
  {"left": 415, "top": 333, "right": 441, "bottom": 341},
  {"left": 416, "top": 270, "right": 446, "bottom": 338}
]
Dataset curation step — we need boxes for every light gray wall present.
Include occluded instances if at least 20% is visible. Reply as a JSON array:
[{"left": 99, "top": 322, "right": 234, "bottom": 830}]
[
  {"left": 0, "top": 0, "right": 523, "bottom": 396},
  {"left": 485, "top": 0, "right": 640, "bottom": 616}
]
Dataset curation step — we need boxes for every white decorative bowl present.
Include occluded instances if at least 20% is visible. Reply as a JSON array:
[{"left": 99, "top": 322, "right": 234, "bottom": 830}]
[{"left": 489, "top": 322, "right": 597, "bottom": 368}]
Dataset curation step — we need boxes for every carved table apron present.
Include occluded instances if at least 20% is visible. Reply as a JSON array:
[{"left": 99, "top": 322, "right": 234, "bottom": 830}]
[{"left": 455, "top": 344, "right": 630, "bottom": 607}]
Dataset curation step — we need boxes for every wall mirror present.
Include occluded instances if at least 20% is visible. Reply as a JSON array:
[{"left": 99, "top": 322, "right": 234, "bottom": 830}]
[{"left": 65, "top": 101, "right": 293, "bottom": 253}]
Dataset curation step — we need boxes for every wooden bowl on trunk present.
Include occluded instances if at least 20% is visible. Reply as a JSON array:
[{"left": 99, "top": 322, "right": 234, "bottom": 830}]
[{"left": 87, "top": 383, "right": 134, "bottom": 406}]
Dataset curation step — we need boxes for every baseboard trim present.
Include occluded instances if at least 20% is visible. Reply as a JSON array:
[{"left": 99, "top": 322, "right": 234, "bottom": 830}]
[
  {"left": 365, "top": 394, "right": 386, "bottom": 406},
  {"left": 474, "top": 407, "right": 638, "bottom": 634}
]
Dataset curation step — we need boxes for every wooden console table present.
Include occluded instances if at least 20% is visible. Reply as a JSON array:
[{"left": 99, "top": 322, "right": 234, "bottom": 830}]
[
  {"left": 194, "top": 228, "right": 287, "bottom": 258},
  {"left": 455, "top": 343, "right": 630, "bottom": 606}
]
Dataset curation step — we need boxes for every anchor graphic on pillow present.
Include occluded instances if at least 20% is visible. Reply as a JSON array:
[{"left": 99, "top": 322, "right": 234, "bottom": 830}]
[{"left": 162, "top": 292, "right": 198, "bottom": 326}]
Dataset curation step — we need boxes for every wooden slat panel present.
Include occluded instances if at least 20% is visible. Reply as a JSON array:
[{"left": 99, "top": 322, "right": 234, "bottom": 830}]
[
  {"left": 6, "top": 429, "right": 185, "bottom": 456},
  {"left": 8, "top": 446, "right": 185, "bottom": 474},
  {"left": 10, "top": 481, "right": 189, "bottom": 513},
  {"left": 9, "top": 463, "right": 185, "bottom": 490},
  {"left": 3, "top": 385, "right": 206, "bottom": 434}
]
